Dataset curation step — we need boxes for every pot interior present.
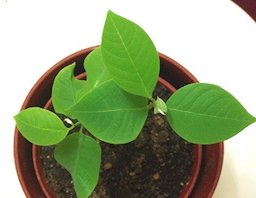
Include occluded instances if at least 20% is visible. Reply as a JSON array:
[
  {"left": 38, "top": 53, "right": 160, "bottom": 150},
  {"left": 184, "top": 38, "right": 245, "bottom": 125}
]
[{"left": 14, "top": 47, "right": 223, "bottom": 198}]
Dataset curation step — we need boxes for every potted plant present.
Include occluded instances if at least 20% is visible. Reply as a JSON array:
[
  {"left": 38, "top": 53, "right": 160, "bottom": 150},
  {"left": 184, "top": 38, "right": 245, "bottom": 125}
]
[{"left": 14, "top": 11, "right": 253, "bottom": 197}]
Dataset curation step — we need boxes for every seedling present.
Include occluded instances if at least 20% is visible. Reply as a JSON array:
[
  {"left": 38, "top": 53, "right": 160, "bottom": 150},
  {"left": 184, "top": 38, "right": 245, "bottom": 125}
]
[{"left": 14, "top": 11, "right": 256, "bottom": 198}]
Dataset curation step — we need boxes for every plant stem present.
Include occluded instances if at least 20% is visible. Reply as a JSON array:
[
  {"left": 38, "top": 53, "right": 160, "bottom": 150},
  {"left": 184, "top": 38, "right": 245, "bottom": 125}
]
[
  {"left": 79, "top": 125, "right": 83, "bottom": 133},
  {"left": 147, "top": 102, "right": 154, "bottom": 110},
  {"left": 69, "top": 121, "right": 81, "bottom": 131}
]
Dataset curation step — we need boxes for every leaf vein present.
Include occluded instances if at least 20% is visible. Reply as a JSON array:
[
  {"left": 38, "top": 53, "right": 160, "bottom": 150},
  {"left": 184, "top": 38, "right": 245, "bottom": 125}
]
[
  {"left": 169, "top": 108, "right": 252, "bottom": 123},
  {"left": 109, "top": 15, "right": 150, "bottom": 97}
]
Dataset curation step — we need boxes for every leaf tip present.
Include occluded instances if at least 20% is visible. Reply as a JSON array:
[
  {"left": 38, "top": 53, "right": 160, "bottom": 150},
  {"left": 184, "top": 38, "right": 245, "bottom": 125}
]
[
  {"left": 253, "top": 115, "right": 256, "bottom": 123},
  {"left": 13, "top": 111, "right": 24, "bottom": 122},
  {"left": 13, "top": 115, "right": 18, "bottom": 123},
  {"left": 68, "top": 62, "right": 76, "bottom": 72},
  {"left": 107, "top": 10, "right": 114, "bottom": 16},
  {"left": 13, "top": 113, "right": 18, "bottom": 119},
  {"left": 106, "top": 10, "right": 121, "bottom": 21}
]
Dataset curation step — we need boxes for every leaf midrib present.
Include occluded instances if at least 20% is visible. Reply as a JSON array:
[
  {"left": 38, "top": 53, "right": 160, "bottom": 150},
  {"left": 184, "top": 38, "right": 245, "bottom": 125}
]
[
  {"left": 72, "top": 133, "right": 83, "bottom": 176},
  {"left": 169, "top": 108, "right": 255, "bottom": 123},
  {"left": 15, "top": 118, "right": 66, "bottom": 132},
  {"left": 70, "top": 106, "right": 147, "bottom": 114},
  {"left": 109, "top": 14, "right": 150, "bottom": 97},
  {"left": 66, "top": 79, "right": 113, "bottom": 113},
  {"left": 71, "top": 79, "right": 78, "bottom": 105},
  {"left": 74, "top": 174, "right": 91, "bottom": 196},
  {"left": 71, "top": 135, "right": 93, "bottom": 196}
]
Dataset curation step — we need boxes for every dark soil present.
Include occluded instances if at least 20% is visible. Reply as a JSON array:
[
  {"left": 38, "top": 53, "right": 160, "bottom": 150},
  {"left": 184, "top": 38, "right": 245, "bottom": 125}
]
[{"left": 39, "top": 84, "right": 194, "bottom": 198}]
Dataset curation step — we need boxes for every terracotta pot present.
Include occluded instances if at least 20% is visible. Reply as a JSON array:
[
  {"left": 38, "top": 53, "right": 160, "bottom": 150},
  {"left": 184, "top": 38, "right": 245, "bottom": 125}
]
[
  {"left": 233, "top": 0, "right": 256, "bottom": 22},
  {"left": 14, "top": 47, "right": 224, "bottom": 198}
]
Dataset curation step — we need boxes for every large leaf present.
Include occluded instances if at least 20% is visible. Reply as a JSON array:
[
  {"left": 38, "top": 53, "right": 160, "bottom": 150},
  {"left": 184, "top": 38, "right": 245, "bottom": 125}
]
[
  {"left": 67, "top": 80, "right": 148, "bottom": 144},
  {"left": 54, "top": 133, "right": 101, "bottom": 198},
  {"left": 52, "top": 63, "right": 87, "bottom": 115},
  {"left": 166, "top": 83, "right": 256, "bottom": 144},
  {"left": 84, "top": 47, "right": 111, "bottom": 90},
  {"left": 14, "top": 107, "right": 69, "bottom": 146},
  {"left": 101, "top": 10, "right": 159, "bottom": 98}
]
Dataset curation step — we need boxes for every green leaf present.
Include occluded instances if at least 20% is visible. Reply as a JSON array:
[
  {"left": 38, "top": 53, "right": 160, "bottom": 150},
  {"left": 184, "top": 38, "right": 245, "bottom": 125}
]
[
  {"left": 166, "top": 83, "right": 256, "bottom": 144},
  {"left": 84, "top": 47, "right": 111, "bottom": 90},
  {"left": 54, "top": 133, "right": 101, "bottom": 198},
  {"left": 67, "top": 80, "right": 148, "bottom": 144},
  {"left": 153, "top": 97, "right": 167, "bottom": 115},
  {"left": 14, "top": 107, "right": 69, "bottom": 146},
  {"left": 101, "top": 10, "right": 159, "bottom": 98},
  {"left": 52, "top": 63, "right": 87, "bottom": 115}
]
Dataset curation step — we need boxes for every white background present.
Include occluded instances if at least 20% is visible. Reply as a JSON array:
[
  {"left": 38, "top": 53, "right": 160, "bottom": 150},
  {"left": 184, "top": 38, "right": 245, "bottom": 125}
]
[{"left": 1, "top": 0, "right": 256, "bottom": 197}]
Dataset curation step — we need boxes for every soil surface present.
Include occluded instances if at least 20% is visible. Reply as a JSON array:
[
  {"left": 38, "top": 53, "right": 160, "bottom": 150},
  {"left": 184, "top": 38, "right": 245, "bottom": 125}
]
[{"left": 39, "top": 84, "right": 194, "bottom": 198}]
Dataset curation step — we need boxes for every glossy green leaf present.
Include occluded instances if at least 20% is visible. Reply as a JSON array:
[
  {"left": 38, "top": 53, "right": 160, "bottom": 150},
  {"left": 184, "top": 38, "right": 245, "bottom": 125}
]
[
  {"left": 67, "top": 80, "right": 148, "bottom": 144},
  {"left": 101, "top": 10, "right": 159, "bottom": 98},
  {"left": 14, "top": 107, "right": 69, "bottom": 146},
  {"left": 84, "top": 47, "right": 111, "bottom": 90},
  {"left": 54, "top": 133, "right": 101, "bottom": 198},
  {"left": 52, "top": 63, "right": 87, "bottom": 115},
  {"left": 166, "top": 83, "right": 256, "bottom": 144}
]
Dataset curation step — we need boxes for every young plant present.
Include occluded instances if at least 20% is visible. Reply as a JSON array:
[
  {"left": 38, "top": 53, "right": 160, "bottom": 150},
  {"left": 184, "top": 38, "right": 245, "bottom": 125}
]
[{"left": 14, "top": 10, "right": 256, "bottom": 198}]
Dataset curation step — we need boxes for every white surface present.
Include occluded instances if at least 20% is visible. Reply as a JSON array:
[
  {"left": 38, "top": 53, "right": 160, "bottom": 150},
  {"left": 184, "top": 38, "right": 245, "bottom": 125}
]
[{"left": 1, "top": 0, "right": 256, "bottom": 197}]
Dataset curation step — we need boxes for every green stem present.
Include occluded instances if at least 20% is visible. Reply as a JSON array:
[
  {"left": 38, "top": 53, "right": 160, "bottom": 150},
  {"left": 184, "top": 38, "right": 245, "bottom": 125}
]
[
  {"left": 147, "top": 97, "right": 156, "bottom": 110},
  {"left": 149, "top": 97, "right": 156, "bottom": 103},
  {"left": 69, "top": 121, "right": 81, "bottom": 131},
  {"left": 79, "top": 125, "right": 83, "bottom": 133},
  {"left": 147, "top": 102, "right": 154, "bottom": 110}
]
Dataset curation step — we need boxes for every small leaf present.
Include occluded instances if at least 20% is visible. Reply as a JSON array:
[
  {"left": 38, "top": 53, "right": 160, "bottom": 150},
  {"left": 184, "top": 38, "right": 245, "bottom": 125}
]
[
  {"left": 84, "top": 47, "right": 111, "bottom": 90},
  {"left": 14, "top": 107, "right": 69, "bottom": 146},
  {"left": 67, "top": 80, "right": 148, "bottom": 144},
  {"left": 166, "top": 83, "right": 256, "bottom": 144},
  {"left": 54, "top": 133, "right": 101, "bottom": 198},
  {"left": 52, "top": 63, "right": 87, "bottom": 115},
  {"left": 153, "top": 97, "right": 167, "bottom": 115},
  {"left": 101, "top": 10, "right": 159, "bottom": 98}
]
